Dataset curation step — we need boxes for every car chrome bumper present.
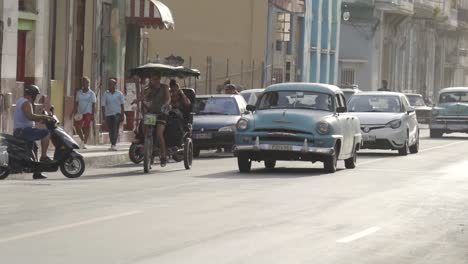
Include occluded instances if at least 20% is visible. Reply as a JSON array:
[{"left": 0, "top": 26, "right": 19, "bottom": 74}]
[
  {"left": 360, "top": 127, "right": 406, "bottom": 150},
  {"left": 235, "top": 138, "right": 334, "bottom": 155},
  {"left": 430, "top": 120, "right": 468, "bottom": 131}
]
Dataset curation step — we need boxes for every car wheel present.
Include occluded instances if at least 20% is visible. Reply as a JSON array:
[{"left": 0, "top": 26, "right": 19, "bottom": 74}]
[
  {"left": 409, "top": 131, "right": 420, "bottom": 154},
  {"left": 264, "top": 160, "right": 276, "bottom": 169},
  {"left": 237, "top": 154, "right": 251, "bottom": 173},
  {"left": 430, "top": 129, "right": 443, "bottom": 138},
  {"left": 324, "top": 145, "right": 338, "bottom": 173},
  {"left": 345, "top": 146, "right": 357, "bottom": 169},
  {"left": 398, "top": 138, "right": 409, "bottom": 156}
]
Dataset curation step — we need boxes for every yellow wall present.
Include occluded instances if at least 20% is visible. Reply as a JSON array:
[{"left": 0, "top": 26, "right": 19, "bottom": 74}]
[
  {"left": 54, "top": 0, "right": 66, "bottom": 82},
  {"left": 50, "top": 80, "right": 64, "bottom": 123},
  {"left": 82, "top": 0, "right": 94, "bottom": 80},
  {"left": 146, "top": 0, "right": 268, "bottom": 93}
]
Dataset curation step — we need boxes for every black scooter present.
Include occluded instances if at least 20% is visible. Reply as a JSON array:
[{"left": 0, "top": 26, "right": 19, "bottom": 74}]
[{"left": 0, "top": 108, "right": 85, "bottom": 179}]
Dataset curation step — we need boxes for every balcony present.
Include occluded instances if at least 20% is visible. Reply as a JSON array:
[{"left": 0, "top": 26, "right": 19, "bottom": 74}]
[
  {"left": 459, "top": 2, "right": 468, "bottom": 29},
  {"left": 413, "top": 0, "right": 443, "bottom": 17},
  {"left": 375, "top": 0, "right": 414, "bottom": 15}
]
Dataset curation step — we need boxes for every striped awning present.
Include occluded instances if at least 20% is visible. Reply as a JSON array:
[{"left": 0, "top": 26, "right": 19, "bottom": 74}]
[{"left": 126, "top": 0, "right": 175, "bottom": 30}]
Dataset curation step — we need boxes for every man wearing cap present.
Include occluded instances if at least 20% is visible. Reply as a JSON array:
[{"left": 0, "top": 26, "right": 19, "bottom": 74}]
[
  {"left": 13, "top": 85, "right": 56, "bottom": 179},
  {"left": 224, "top": 84, "right": 239, "bottom": 95}
]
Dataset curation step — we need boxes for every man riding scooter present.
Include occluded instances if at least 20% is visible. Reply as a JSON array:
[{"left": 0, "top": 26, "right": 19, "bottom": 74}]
[{"left": 13, "top": 85, "right": 56, "bottom": 179}]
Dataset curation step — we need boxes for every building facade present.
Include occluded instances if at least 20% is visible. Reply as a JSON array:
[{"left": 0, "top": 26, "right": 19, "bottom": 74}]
[
  {"left": 339, "top": 0, "right": 468, "bottom": 99},
  {"left": 0, "top": 0, "right": 175, "bottom": 141},
  {"left": 302, "top": 0, "right": 341, "bottom": 84}
]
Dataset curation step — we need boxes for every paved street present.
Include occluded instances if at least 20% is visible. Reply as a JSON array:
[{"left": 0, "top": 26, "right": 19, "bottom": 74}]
[{"left": 1, "top": 129, "right": 468, "bottom": 263}]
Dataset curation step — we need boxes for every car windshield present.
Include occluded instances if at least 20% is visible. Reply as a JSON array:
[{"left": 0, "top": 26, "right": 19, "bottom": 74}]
[
  {"left": 257, "top": 91, "right": 334, "bottom": 111},
  {"left": 439, "top": 92, "right": 468, "bottom": 104},
  {"left": 406, "top": 95, "right": 426, "bottom": 106},
  {"left": 348, "top": 95, "right": 402, "bottom": 113},
  {"left": 194, "top": 97, "right": 239, "bottom": 115}
]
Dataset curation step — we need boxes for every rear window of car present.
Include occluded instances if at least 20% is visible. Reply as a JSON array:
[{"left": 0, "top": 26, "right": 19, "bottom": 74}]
[
  {"left": 348, "top": 95, "right": 402, "bottom": 113},
  {"left": 194, "top": 97, "right": 240, "bottom": 115},
  {"left": 439, "top": 92, "right": 468, "bottom": 103},
  {"left": 406, "top": 95, "right": 426, "bottom": 106}
]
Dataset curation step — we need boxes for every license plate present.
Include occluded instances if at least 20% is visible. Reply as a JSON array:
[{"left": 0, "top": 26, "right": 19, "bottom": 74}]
[
  {"left": 363, "top": 135, "right": 376, "bottom": 142},
  {"left": 270, "top": 144, "right": 293, "bottom": 151},
  {"left": 144, "top": 114, "right": 157, "bottom": 126},
  {"left": 193, "top": 133, "right": 212, "bottom": 139}
]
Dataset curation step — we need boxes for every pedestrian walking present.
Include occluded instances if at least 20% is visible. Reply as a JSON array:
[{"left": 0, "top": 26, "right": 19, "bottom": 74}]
[
  {"left": 378, "top": 80, "right": 390, "bottom": 91},
  {"left": 102, "top": 78, "right": 125, "bottom": 151},
  {"left": 72, "top": 76, "right": 96, "bottom": 149}
]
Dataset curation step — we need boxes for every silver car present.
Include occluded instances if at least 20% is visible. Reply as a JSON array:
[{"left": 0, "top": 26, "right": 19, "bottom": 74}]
[{"left": 348, "top": 92, "right": 420, "bottom": 155}]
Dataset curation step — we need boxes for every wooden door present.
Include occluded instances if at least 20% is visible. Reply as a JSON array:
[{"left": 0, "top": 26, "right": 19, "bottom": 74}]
[{"left": 16, "top": 31, "right": 27, "bottom": 82}]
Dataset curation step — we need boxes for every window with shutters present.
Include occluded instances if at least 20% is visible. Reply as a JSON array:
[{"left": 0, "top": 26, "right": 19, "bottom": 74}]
[{"left": 341, "top": 68, "right": 355, "bottom": 85}]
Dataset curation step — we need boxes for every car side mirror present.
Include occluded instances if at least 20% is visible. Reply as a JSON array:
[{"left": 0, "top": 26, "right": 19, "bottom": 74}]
[
  {"left": 246, "top": 105, "right": 256, "bottom": 112},
  {"left": 407, "top": 107, "right": 415, "bottom": 114},
  {"left": 336, "top": 106, "right": 346, "bottom": 113}
]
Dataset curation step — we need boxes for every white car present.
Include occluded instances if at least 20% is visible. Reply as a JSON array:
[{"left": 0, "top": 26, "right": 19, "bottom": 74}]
[
  {"left": 240, "top": 88, "right": 264, "bottom": 105},
  {"left": 347, "top": 92, "right": 419, "bottom": 155}
]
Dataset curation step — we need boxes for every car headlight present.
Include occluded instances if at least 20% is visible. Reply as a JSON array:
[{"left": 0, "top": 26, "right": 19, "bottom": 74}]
[
  {"left": 385, "top": 119, "right": 402, "bottom": 129},
  {"left": 316, "top": 121, "right": 330, "bottom": 134},
  {"left": 432, "top": 109, "right": 439, "bottom": 116},
  {"left": 236, "top": 119, "right": 249, "bottom": 131},
  {"left": 219, "top": 126, "right": 235, "bottom": 132}
]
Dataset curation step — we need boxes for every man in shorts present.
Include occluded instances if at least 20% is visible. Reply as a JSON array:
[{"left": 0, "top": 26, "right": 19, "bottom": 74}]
[{"left": 72, "top": 77, "right": 97, "bottom": 149}]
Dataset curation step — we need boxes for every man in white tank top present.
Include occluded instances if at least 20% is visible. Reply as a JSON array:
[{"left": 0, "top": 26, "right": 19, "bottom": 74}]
[{"left": 13, "top": 85, "right": 55, "bottom": 179}]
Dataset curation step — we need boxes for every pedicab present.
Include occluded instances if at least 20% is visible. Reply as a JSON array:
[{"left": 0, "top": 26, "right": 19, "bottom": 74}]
[{"left": 128, "top": 63, "right": 200, "bottom": 173}]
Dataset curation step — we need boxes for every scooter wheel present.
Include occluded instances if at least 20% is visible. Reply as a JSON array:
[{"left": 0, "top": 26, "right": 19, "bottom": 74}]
[
  {"left": 0, "top": 167, "right": 10, "bottom": 180},
  {"left": 60, "top": 156, "right": 85, "bottom": 178}
]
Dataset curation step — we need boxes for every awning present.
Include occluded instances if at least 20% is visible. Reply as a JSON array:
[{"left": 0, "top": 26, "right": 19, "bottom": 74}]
[{"left": 126, "top": 0, "right": 174, "bottom": 30}]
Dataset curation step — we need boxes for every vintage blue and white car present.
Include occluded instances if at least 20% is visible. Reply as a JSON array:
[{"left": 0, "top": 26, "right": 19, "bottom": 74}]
[
  {"left": 430, "top": 87, "right": 468, "bottom": 138},
  {"left": 234, "top": 83, "right": 362, "bottom": 173}
]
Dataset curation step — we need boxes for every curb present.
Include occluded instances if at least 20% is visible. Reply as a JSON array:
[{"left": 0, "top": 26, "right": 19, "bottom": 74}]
[{"left": 81, "top": 151, "right": 130, "bottom": 168}]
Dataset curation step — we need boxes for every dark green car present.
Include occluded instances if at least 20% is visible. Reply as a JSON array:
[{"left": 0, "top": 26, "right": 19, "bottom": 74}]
[{"left": 430, "top": 87, "right": 468, "bottom": 138}]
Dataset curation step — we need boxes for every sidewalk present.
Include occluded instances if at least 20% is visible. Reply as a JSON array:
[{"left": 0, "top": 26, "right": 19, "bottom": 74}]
[{"left": 77, "top": 143, "right": 132, "bottom": 168}]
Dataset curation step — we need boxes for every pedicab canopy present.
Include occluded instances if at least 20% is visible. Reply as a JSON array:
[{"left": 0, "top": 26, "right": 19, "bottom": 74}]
[
  {"left": 126, "top": 0, "right": 175, "bottom": 30},
  {"left": 129, "top": 63, "right": 201, "bottom": 79}
]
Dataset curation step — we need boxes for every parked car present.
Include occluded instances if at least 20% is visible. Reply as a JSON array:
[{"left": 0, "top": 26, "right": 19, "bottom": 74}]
[
  {"left": 340, "top": 84, "right": 361, "bottom": 102},
  {"left": 347, "top": 92, "right": 419, "bottom": 155},
  {"left": 234, "top": 83, "right": 362, "bottom": 173},
  {"left": 430, "top": 87, "right": 468, "bottom": 138},
  {"left": 240, "top": 88, "right": 264, "bottom": 105},
  {"left": 192, "top": 94, "right": 247, "bottom": 157},
  {"left": 405, "top": 93, "right": 432, "bottom": 123}
]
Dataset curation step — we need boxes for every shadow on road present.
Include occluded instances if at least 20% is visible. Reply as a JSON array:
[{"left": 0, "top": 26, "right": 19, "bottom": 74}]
[
  {"left": 357, "top": 152, "right": 399, "bottom": 158},
  {"left": 197, "top": 167, "right": 343, "bottom": 180}
]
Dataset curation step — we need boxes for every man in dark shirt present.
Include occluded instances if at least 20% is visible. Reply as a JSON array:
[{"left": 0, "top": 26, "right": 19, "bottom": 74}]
[{"left": 378, "top": 80, "right": 391, "bottom": 91}]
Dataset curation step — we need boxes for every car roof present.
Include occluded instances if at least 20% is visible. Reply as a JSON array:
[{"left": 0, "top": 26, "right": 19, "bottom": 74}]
[
  {"left": 439, "top": 87, "right": 468, "bottom": 94},
  {"left": 341, "top": 88, "right": 360, "bottom": 92},
  {"left": 196, "top": 94, "right": 240, "bottom": 98},
  {"left": 354, "top": 91, "right": 403, "bottom": 96},
  {"left": 265, "top": 82, "right": 342, "bottom": 95},
  {"left": 404, "top": 93, "right": 422, "bottom": 97},
  {"left": 240, "top": 88, "right": 264, "bottom": 93}
]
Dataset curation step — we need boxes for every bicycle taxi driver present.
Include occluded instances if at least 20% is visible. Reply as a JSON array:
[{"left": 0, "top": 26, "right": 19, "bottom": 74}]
[{"left": 142, "top": 72, "right": 171, "bottom": 167}]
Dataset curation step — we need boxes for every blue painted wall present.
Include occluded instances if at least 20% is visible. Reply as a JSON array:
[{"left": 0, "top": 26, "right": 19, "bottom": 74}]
[{"left": 303, "top": 0, "right": 341, "bottom": 84}]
